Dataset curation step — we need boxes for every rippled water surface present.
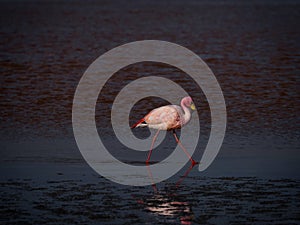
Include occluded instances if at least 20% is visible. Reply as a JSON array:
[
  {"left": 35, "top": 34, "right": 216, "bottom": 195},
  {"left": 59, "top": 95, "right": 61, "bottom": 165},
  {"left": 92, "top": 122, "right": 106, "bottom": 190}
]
[
  {"left": 1, "top": 0, "right": 299, "bottom": 138},
  {"left": 0, "top": 0, "right": 299, "bottom": 224}
]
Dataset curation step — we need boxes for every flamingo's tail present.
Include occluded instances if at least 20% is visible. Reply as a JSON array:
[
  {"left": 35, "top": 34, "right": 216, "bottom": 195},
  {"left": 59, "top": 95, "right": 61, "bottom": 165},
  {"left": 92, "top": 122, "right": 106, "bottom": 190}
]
[{"left": 131, "top": 118, "right": 146, "bottom": 129}]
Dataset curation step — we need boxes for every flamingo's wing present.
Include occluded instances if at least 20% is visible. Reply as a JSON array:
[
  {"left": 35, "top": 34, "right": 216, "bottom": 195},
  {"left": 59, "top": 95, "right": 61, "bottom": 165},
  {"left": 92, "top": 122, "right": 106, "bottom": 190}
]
[{"left": 144, "top": 105, "right": 182, "bottom": 129}]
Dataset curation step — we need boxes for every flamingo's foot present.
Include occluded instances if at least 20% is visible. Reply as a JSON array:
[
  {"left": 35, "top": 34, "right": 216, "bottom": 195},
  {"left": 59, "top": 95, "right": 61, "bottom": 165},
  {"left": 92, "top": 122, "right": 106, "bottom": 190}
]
[
  {"left": 191, "top": 159, "right": 198, "bottom": 167},
  {"left": 146, "top": 160, "right": 150, "bottom": 165}
]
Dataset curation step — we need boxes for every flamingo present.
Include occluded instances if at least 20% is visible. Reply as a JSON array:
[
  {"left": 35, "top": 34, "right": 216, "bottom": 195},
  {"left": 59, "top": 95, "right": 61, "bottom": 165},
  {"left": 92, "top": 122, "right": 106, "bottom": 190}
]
[{"left": 131, "top": 96, "right": 198, "bottom": 167}]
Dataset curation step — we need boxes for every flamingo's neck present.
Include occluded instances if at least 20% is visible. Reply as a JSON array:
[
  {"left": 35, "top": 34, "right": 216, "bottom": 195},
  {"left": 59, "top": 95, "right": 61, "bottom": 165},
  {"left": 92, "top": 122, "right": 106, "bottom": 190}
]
[{"left": 180, "top": 98, "right": 191, "bottom": 125}]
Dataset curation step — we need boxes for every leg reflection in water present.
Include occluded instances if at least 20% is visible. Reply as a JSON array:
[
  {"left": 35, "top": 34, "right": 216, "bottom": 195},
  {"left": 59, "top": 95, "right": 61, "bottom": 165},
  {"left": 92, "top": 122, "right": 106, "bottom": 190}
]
[{"left": 133, "top": 164, "right": 196, "bottom": 225}]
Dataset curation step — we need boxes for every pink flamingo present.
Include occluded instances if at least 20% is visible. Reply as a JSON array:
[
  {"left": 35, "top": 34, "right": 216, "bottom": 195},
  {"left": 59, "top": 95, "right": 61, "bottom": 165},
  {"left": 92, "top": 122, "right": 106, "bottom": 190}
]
[{"left": 131, "top": 96, "right": 198, "bottom": 167}]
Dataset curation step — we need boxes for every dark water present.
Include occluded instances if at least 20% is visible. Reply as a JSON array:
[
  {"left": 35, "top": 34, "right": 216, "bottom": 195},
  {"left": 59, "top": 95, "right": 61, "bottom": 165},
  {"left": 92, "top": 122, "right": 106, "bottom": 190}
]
[
  {"left": 0, "top": 0, "right": 299, "bottom": 224},
  {"left": 1, "top": 163, "right": 299, "bottom": 225}
]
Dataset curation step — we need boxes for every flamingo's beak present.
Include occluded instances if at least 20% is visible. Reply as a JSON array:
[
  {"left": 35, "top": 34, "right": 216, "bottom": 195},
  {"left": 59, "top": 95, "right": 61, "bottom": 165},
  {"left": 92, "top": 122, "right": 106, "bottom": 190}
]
[{"left": 190, "top": 103, "right": 196, "bottom": 111}]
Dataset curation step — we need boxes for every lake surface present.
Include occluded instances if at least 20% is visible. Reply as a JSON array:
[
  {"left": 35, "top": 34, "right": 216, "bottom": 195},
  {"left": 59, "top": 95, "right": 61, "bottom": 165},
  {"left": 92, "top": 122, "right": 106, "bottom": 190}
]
[{"left": 0, "top": 0, "right": 299, "bottom": 224}]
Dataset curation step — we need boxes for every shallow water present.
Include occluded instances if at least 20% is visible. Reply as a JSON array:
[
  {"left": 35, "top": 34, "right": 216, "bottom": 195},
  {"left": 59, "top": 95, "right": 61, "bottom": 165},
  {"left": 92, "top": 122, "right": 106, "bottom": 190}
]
[{"left": 0, "top": 0, "right": 299, "bottom": 224}]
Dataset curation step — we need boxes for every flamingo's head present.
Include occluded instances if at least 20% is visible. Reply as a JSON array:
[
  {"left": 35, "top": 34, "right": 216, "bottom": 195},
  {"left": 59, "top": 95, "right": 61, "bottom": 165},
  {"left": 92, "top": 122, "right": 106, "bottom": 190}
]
[{"left": 183, "top": 96, "right": 196, "bottom": 111}]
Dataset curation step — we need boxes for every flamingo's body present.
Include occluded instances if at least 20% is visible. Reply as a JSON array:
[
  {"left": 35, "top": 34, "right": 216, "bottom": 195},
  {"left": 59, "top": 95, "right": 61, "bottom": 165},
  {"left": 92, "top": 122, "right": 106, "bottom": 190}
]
[{"left": 131, "top": 96, "right": 197, "bottom": 166}]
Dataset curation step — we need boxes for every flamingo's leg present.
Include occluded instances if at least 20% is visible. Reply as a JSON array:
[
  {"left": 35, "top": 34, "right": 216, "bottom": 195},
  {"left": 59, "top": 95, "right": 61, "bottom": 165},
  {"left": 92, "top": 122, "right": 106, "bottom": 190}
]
[
  {"left": 173, "top": 130, "right": 198, "bottom": 167},
  {"left": 146, "top": 164, "right": 158, "bottom": 192},
  {"left": 146, "top": 129, "right": 160, "bottom": 164},
  {"left": 175, "top": 163, "right": 194, "bottom": 188}
]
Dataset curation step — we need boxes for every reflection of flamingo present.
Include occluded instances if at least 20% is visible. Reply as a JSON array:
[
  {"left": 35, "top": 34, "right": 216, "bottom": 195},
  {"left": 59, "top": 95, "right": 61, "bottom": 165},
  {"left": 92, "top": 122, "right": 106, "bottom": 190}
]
[
  {"left": 131, "top": 96, "right": 198, "bottom": 166},
  {"left": 133, "top": 164, "right": 195, "bottom": 225}
]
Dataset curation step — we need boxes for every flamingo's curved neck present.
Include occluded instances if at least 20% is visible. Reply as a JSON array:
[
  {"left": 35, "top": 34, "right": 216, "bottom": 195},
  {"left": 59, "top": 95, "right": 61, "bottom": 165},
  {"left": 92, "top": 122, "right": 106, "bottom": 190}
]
[{"left": 181, "top": 99, "right": 191, "bottom": 125}]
